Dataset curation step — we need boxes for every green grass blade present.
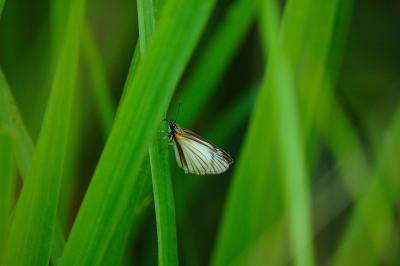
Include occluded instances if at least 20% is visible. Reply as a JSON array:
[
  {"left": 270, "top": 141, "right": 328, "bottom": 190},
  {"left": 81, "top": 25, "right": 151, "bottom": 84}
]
[
  {"left": 212, "top": 0, "right": 344, "bottom": 263},
  {"left": 137, "top": 0, "right": 179, "bottom": 264},
  {"left": 49, "top": 0, "right": 69, "bottom": 56},
  {"left": 212, "top": 3, "right": 282, "bottom": 265},
  {"left": 333, "top": 109, "right": 400, "bottom": 265},
  {"left": 258, "top": 1, "right": 345, "bottom": 265},
  {"left": 90, "top": 3, "right": 159, "bottom": 264},
  {"left": 0, "top": 129, "right": 15, "bottom": 257},
  {"left": 211, "top": 0, "right": 316, "bottom": 264},
  {"left": 315, "top": 2, "right": 369, "bottom": 199},
  {"left": 50, "top": 4, "right": 90, "bottom": 236},
  {"left": 82, "top": 26, "right": 115, "bottom": 137},
  {"left": 0, "top": 69, "right": 34, "bottom": 177},
  {"left": 0, "top": 66, "right": 67, "bottom": 265},
  {"left": 1, "top": 0, "right": 86, "bottom": 264},
  {"left": 51, "top": 222, "right": 66, "bottom": 265},
  {"left": 261, "top": 1, "right": 314, "bottom": 265},
  {"left": 100, "top": 162, "right": 152, "bottom": 266},
  {"left": 59, "top": 0, "right": 216, "bottom": 264},
  {"left": 267, "top": 45, "right": 314, "bottom": 266},
  {"left": 176, "top": 0, "right": 259, "bottom": 126},
  {"left": 120, "top": 42, "right": 141, "bottom": 102},
  {"left": 149, "top": 126, "right": 178, "bottom": 266},
  {"left": 278, "top": 0, "right": 367, "bottom": 202},
  {"left": 137, "top": 0, "right": 156, "bottom": 55}
]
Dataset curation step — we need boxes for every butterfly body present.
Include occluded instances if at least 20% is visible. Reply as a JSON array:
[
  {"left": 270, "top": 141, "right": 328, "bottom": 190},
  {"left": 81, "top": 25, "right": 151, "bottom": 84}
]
[{"left": 167, "top": 120, "right": 233, "bottom": 175}]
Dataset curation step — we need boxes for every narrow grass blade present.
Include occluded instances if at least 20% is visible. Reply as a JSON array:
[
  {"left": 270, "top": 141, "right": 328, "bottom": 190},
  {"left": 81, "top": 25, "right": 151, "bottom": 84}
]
[
  {"left": 212, "top": 0, "right": 348, "bottom": 263},
  {"left": 261, "top": 1, "right": 314, "bottom": 265},
  {"left": 120, "top": 42, "right": 141, "bottom": 102},
  {"left": 257, "top": 1, "right": 346, "bottom": 265},
  {"left": 149, "top": 125, "right": 178, "bottom": 266},
  {"left": 0, "top": 129, "right": 15, "bottom": 257},
  {"left": 57, "top": 87, "right": 84, "bottom": 230},
  {"left": 137, "top": 0, "right": 179, "bottom": 265},
  {"left": 278, "top": 0, "right": 367, "bottom": 202},
  {"left": 176, "top": 0, "right": 259, "bottom": 126},
  {"left": 212, "top": 3, "right": 282, "bottom": 265},
  {"left": 59, "top": 0, "right": 216, "bottom": 264},
  {"left": 267, "top": 46, "right": 314, "bottom": 266},
  {"left": 49, "top": 2, "right": 89, "bottom": 235},
  {"left": 211, "top": 0, "right": 315, "bottom": 264},
  {"left": 82, "top": 26, "right": 116, "bottom": 137},
  {"left": 1, "top": 0, "right": 86, "bottom": 264}
]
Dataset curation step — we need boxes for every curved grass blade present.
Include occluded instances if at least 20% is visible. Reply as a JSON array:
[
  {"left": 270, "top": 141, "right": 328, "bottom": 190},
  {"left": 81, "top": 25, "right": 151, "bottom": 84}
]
[
  {"left": 211, "top": 0, "right": 315, "bottom": 264},
  {"left": 212, "top": 0, "right": 347, "bottom": 264},
  {"left": 59, "top": 0, "right": 217, "bottom": 264},
  {"left": 258, "top": 1, "right": 315, "bottom": 265},
  {"left": 211, "top": 46, "right": 283, "bottom": 266},
  {"left": 102, "top": 0, "right": 260, "bottom": 259},
  {"left": 266, "top": 42, "right": 315, "bottom": 266},
  {"left": 137, "top": 0, "right": 179, "bottom": 264},
  {"left": 1, "top": 0, "right": 86, "bottom": 264},
  {"left": 0, "top": 67, "right": 67, "bottom": 265},
  {"left": 149, "top": 125, "right": 178, "bottom": 266},
  {"left": 0, "top": 129, "right": 15, "bottom": 258}
]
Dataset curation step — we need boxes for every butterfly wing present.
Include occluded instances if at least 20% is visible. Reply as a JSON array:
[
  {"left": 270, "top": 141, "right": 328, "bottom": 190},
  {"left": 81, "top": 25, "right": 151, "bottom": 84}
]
[{"left": 173, "top": 129, "right": 233, "bottom": 175}]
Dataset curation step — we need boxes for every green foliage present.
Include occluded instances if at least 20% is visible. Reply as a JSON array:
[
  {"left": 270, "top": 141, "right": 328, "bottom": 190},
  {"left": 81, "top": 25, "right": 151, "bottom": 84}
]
[
  {"left": 0, "top": 69, "right": 34, "bottom": 177},
  {"left": 0, "top": 0, "right": 399, "bottom": 265},
  {"left": 82, "top": 26, "right": 115, "bottom": 137},
  {"left": 59, "top": 0, "right": 216, "bottom": 265},
  {"left": 176, "top": 0, "right": 259, "bottom": 126},
  {"left": 137, "top": 0, "right": 178, "bottom": 264},
  {"left": 1, "top": 0, "right": 86, "bottom": 264},
  {"left": 149, "top": 126, "right": 178, "bottom": 266},
  {"left": 0, "top": 130, "right": 15, "bottom": 258},
  {"left": 0, "top": 66, "right": 66, "bottom": 265},
  {"left": 0, "top": 0, "right": 4, "bottom": 18}
]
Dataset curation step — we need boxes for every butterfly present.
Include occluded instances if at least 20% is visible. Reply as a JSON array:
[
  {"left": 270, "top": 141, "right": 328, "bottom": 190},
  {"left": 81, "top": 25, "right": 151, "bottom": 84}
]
[{"left": 166, "top": 120, "right": 233, "bottom": 175}]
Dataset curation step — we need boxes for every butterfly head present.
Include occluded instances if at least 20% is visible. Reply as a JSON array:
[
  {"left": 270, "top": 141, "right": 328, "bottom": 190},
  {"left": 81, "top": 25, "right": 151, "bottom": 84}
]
[
  {"left": 164, "top": 119, "right": 180, "bottom": 143},
  {"left": 165, "top": 119, "right": 177, "bottom": 131}
]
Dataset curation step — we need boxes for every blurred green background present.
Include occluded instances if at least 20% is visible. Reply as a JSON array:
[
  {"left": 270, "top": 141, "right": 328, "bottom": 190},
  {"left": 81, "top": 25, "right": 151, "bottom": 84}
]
[{"left": 0, "top": 0, "right": 399, "bottom": 265}]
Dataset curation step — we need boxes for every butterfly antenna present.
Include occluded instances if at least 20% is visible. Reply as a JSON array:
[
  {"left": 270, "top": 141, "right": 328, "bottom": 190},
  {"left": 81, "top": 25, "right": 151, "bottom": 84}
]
[{"left": 174, "top": 102, "right": 182, "bottom": 123}]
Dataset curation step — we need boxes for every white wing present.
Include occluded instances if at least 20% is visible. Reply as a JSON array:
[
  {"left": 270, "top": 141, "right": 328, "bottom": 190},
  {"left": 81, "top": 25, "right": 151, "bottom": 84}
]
[{"left": 173, "top": 131, "right": 233, "bottom": 175}]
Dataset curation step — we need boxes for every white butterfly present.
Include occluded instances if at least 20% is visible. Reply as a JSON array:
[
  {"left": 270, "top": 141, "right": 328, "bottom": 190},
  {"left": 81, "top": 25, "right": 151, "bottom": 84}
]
[{"left": 167, "top": 120, "right": 233, "bottom": 175}]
